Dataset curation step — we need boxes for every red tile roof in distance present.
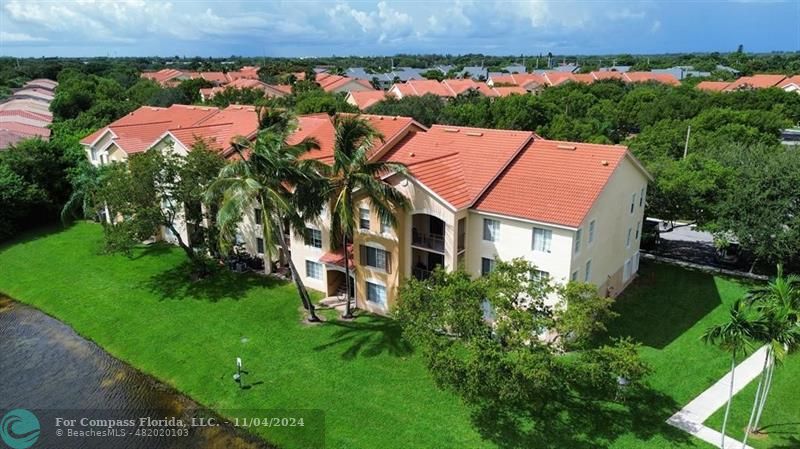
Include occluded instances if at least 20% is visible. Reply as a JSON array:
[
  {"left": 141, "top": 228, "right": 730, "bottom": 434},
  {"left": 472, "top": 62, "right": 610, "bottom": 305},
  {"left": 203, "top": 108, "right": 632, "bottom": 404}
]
[
  {"left": 779, "top": 75, "right": 800, "bottom": 89},
  {"left": 591, "top": 71, "right": 626, "bottom": 81},
  {"left": 543, "top": 72, "right": 577, "bottom": 86},
  {"left": 318, "top": 244, "right": 354, "bottom": 268},
  {"left": 696, "top": 81, "right": 731, "bottom": 92},
  {"left": 348, "top": 91, "right": 390, "bottom": 110},
  {"left": 623, "top": 72, "right": 680, "bottom": 86},
  {"left": 0, "top": 122, "right": 51, "bottom": 137},
  {"left": 724, "top": 74, "right": 786, "bottom": 91},
  {"left": 474, "top": 139, "right": 630, "bottom": 227},
  {"left": 380, "top": 125, "right": 534, "bottom": 209},
  {"left": 394, "top": 79, "right": 455, "bottom": 97},
  {"left": 492, "top": 86, "right": 529, "bottom": 96}
]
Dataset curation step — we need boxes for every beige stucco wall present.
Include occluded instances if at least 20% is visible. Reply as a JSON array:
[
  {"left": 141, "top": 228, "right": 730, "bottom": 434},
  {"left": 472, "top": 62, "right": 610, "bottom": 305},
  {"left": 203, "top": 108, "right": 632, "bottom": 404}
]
[{"left": 569, "top": 155, "right": 649, "bottom": 296}]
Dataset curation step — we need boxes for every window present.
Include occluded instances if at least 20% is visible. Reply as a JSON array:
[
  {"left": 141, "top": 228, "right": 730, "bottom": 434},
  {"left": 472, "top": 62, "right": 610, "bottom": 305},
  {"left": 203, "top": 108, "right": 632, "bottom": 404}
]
[
  {"left": 305, "top": 260, "right": 322, "bottom": 279},
  {"left": 254, "top": 208, "right": 262, "bottom": 225},
  {"left": 588, "top": 220, "right": 596, "bottom": 244},
  {"left": 481, "top": 257, "right": 495, "bottom": 276},
  {"left": 359, "top": 208, "right": 370, "bottom": 230},
  {"left": 571, "top": 270, "right": 579, "bottom": 282},
  {"left": 623, "top": 258, "right": 632, "bottom": 282},
  {"left": 90, "top": 148, "right": 98, "bottom": 161},
  {"left": 584, "top": 260, "right": 592, "bottom": 282},
  {"left": 483, "top": 218, "right": 500, "bottom": 242},
  {"left": 530, "top": 269, "right": 549, "bottom": 281},
  {"left": 626, "top": 228, "right": 632, "bottom": 248},
  {"left": 362, "top": 245, "right": 390, "bottom": 272},
  {"left": 380, "top": 215, "right": 392, "bottom": 234},
  {"left": 305, "top": 228, "right": 322, "bottom": 248},
  {"left": 574, "top": 228, "right": 582, "bottom": 254},
  {"left": 630, "top": 193, "right": 636, "bottom": 214},
  {"left": 640, "top": 187, "right": 645, "bottom": 207},
  {"left": 635, "top": 222, "right": 641, "bottom": 240},
  {"left": 366, "top": 282, "right": 387, "bottom": 306},
  {"left": 532, "top": 227, "right": 552, "bottom": 253},
  {"left": 256, "top": 238, "right": 265, "bottom": 254}
]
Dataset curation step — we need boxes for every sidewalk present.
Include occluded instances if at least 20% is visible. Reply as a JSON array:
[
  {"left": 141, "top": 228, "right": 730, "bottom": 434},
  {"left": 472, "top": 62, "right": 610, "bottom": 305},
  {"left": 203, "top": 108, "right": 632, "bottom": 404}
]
[{"left": 667, "top": 346, "right": 768, "bottom": 449}]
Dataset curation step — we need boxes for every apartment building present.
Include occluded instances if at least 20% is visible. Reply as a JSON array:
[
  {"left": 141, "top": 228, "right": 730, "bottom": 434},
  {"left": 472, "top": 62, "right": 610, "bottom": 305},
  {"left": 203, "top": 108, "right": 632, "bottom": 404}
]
[
  {"left": 288, "top": 118, "right": 651, "bottom": 314},
  {"left": 80, "top": 105, "right": 650, "bottom": 315}
]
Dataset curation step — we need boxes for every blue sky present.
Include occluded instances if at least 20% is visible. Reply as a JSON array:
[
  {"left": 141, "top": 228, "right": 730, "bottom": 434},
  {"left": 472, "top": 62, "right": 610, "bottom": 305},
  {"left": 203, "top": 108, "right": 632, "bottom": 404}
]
[{"left": 0, "top": 1, "right": 797, "bottom": 57}]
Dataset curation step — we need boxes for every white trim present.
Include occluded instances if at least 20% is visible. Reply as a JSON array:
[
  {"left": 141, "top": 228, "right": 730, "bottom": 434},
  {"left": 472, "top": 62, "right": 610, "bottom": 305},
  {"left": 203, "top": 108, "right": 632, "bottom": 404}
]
[{"left": 472, "top": 210, "right": 578, "bottom": 231}]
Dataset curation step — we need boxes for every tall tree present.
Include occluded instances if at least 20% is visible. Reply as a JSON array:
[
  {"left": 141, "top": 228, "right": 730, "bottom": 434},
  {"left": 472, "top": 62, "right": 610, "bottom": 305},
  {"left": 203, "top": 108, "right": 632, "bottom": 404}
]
[
  {"left": 703, "top": 300, "right": 762, "bottom": 448},
  {"left": 319, "top": 115, "right": 410, "bottom": 319},
  {"left": 207, "top": 115, "right": 327, "bottom": 322}
]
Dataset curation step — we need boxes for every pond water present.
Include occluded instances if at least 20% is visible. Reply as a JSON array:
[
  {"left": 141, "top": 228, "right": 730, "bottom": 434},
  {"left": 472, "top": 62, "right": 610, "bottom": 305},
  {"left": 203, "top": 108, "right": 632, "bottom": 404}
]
[{"left": 0, "top": 298, "right": 272, "bottom": 449}]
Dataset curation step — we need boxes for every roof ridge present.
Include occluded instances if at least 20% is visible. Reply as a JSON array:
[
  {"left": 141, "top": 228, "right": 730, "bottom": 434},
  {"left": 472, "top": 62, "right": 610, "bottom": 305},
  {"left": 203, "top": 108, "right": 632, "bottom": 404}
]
[
  {"left": 110, "top": 119, "right": 174, "bottom": 128},
  {"left": 170, "top": 121, "right": 233, "bottom": 131}
]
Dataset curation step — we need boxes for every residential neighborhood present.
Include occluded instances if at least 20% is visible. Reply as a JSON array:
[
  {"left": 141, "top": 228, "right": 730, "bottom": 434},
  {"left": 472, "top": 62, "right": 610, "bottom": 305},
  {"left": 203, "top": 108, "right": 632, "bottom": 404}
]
[{"left": 1, "top": 2, "right": 799, "bottom": 449}]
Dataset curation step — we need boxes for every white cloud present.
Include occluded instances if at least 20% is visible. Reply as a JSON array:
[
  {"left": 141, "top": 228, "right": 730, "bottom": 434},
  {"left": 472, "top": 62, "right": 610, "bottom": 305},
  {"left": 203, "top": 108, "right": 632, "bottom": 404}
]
[
  {"left": 608, "top": 8, "right": 646, "bottom": 20},
  {"left": 650, "top": 20, "right": 662, "bottom": 33},
  {"left": 0, "top": 31, "right": 47, "bottom": 42}
]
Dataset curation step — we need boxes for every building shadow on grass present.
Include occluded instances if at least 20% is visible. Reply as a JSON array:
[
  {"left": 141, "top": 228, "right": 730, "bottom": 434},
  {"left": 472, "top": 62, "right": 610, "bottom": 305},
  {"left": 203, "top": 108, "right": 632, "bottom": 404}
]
[
  {"left": 313, "top": 316, "right": 413, "bottom": 359},
  {"left": 143, "top": 261, "right": 282, "bottom": 302},
  {"left": 771, "top": 436, "right": 800, "bottom": 449},
  {"left": 605, "top": 261, "right": 725, "bottom": 349},
  {"left": 471, "top": 386, "right": 689, "bottom": 449}
]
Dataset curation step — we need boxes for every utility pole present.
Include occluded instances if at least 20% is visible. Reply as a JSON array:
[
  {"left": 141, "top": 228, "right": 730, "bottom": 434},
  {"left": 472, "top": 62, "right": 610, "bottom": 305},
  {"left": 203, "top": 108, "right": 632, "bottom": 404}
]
[{"left": 683, "top": 125, "right": 691, "bottom": 159}]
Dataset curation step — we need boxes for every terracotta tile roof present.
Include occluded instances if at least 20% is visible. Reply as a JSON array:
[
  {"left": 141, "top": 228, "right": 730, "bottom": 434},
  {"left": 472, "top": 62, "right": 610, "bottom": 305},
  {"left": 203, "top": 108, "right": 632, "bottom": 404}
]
[
  {"left": 0, "top": 130, "right": 37, "bottom": 149},
  {"left": 0, "top": 99, "right": 52, "bottom": 115},
  {"left": 491, "top": 86, "right": 529, "bottom": 96},
  {"left": 23, "top": 79, "right": 58, "bottom": 90},
  {"left": 542, "top": 71, "right": 577, "bottom": 86},
  {"left": 292, "top": 113, "right": 421, "bottom": 165},
  {"left": 80, "top": 104, "right": 220, "bottom": 153},
  {"left": 167, "top": 105, "right": 259, "bottom": 153},
  {"left": 778, "top": 75, "right": 800, "bottom": 89},
  {"left": 623, "top": 72, "right": 680, "bottom": 86},
  {"left": 442, "top": 79, "right": 482, "bottom": 95},
  {"left": 474, "top": 139, "right": 633, "bottom": 227},
  {"left": 312, "top": 73, "right": 375, "bottom": 93},
  {"left": 489, "top": 73, "right": 546, "bottom": 89},
  {"left": 724, "top": 74, "right": 786, "bottom": 91},
  {"left": 141, "top": 69, "right": 186, "bottom": 85},
  {"left": 0, "top": 110, "right": 52, "bottom": 126},
  {"left": 12, "top": 88, "right": 55, "bottom": 100},
  {"left": 319, "top": 244, "right": 354, "bottom": 268},
  {"left": 380, "top": 125, "right": 534, "bottom": 209},
  {"left": 347, "top": 90, "right": 390, "bottom": 110},
  {"left": 200, "top": 79, "right": 289, "bottom": 100},
  {"left": 226, "top": 66, "right": 260, "bottom": 81},
  {"left": 591, "top": 71, "right": 626, "bottom": 81},
  {"left": 573, "top": 73, "right": 596, "bottom": 84},
  {"left": 696, "top": 81, "right": 731, "bottom": 92},
  {"left": 390, "top": 79, "right": 455, "bottom": 98},
  {"left": 0, "top": 122, "right": 50, "bottom": 138}
]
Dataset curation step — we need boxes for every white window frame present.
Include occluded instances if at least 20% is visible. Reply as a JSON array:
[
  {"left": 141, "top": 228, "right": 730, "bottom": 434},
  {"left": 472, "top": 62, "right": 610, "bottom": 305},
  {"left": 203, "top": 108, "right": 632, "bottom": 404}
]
[
  {"left": 640, "top": 187, "right": 645, "bottom": 207},
  {"left": 366, "top": 280, "right": 387, "bottom": 307},
  {"left": 635, "top": 221, "right": 641, "bottom": 240},
  {"left": 256, "top": 237, "right": 265, "bottom": 254},
  {"left": 588, "top": 219, "right": 596, "bottom": 244},
  {"left": 305, "top": 260, "right": 323, "bottom": 280},
  {"left": 364, "top": 245, "right": 388, "bottom": 271},
  {"left": 483, "top": 218, "right": 500, "bottom": 242},
  {"left": 380, "top": 214, "right": 392, "bottom": 234},
  {"left": 626, "top": 228, "right": 632, "bottom": 248},
  {"left": 584, "top": 259, "right": 592, "bottom": 282},
  {"left": 359, "top": 207, "right": 370, "bottom": 230},
  {"left": 481, "top": 257, "right": 495, "bottom": 276},
  {"left": 630, "top": 193, "right": 636, "bottom": 214},
  {"left": 574, "top": 228, "right": 582, "bottom": 254},
  {"left": 306, "top": 227, "right": 322, "bottom": 248},
  {"left": 532, "top": 227, "right": 552, "bottom": 253}
]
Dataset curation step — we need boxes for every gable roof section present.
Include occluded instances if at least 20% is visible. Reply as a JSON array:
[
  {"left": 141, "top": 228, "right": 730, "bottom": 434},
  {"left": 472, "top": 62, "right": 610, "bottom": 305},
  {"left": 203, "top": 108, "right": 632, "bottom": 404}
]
[
  {"left": 696, "top": 81, "right": 731, "bottom": 92},
  {"left": 380, "top": 125, "right": 534, "bottom": 209},
  {"left": 393, "top": 79, "right": 455, "bottom": 97},
  {"left": 623, "top": 72, "right": 680, "bottom": 85},
  {"left": 167, "top": 105, "right": 259, "bottom": 153},
  {"left": 591, "top": 71, "right": 626, "bottom": 81},
  {"left": 291, "top": 113, "right": 422, "bottom": 165},
  {"left": 724, "top": 74, "right": 786, "bottom": 91},
  {"left": 80, "top": 104, "right": 220, "bottom": 153},
  {"left": 778, "top": 75, "right": 800, "bottom": 89},
  {"left": 474, "top": 139, "right": 640, "bottom": 228},
  {"left": 347, "top": 90, "right": 390, "bottom": 110}
]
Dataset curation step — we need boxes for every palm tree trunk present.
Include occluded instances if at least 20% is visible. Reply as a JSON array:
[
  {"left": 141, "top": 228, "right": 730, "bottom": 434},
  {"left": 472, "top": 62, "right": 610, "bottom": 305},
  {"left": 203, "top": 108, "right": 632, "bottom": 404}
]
[
  {"left": 276, "top": 219, "right": 319, "bottom": 322},
  {"left": 752, "top": 352, "right": 775, "bottom": 433},
  {"left": 342, "top": 231, "right": 353, "bottom": 319},
  {"left": 742, "top": 348, "right": 771, "bottom": 448},
  {"left": 720, "top": 355, "right": 736, "bottom": 449}
]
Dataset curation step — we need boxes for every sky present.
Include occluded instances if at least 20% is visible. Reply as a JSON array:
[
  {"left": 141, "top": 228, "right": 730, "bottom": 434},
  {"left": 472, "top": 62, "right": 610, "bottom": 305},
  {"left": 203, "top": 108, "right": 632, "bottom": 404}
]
[{"left": 0, "top": 0, "right": 798, "bottom": 58}]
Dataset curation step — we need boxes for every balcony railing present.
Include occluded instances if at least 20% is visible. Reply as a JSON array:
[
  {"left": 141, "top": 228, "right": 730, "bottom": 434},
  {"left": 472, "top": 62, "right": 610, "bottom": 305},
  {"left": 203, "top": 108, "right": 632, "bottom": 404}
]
[
  {"left": 413, "top": 267, "right": 433, "bottom": 281},
  {"left": 412, "top": 231, "right": 445, "bottom": 252}
]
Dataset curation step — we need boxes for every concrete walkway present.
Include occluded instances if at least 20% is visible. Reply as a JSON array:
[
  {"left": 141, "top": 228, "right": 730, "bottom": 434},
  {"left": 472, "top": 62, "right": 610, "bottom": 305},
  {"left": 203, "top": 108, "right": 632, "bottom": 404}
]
[{"left": 667, "top": 346, "right": 768, "bottom": 449}]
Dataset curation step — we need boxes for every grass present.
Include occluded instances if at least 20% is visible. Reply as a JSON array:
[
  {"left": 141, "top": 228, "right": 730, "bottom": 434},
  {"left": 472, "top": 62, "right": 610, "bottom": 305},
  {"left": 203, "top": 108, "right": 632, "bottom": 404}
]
[
  {"left": 704, "top": 354, "right": 800, "bottom": 449},
  {"left": 0, "top": 222, "right": 791, "bottom": 449}
]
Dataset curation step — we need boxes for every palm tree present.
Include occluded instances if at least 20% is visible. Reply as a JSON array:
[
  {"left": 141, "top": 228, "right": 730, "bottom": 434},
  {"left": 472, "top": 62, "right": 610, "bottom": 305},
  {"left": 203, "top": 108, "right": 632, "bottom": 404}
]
[
  {"left": 320, "top": 115, "right": 410, "bottom": 319},
  {"left": 702, "top": 299, "right": 762, "bottom": 448},
  {"left": 61, "top": 162, "right": 106, "bottom": 224},
  {"left": 740, "top": 265, "right": 800, "bottom": 447},
  {"left": 207, "top": 114, "right": 327, "bottom": 322}
]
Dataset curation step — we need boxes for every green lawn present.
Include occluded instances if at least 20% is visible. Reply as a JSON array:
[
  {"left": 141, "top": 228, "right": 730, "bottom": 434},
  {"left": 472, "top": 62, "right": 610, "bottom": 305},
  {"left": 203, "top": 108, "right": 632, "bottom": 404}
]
[
  {"left": 0, "top": 223, "right": 789, "bottom": 449},
  {"left": 704, "top": 354, "right": 800, "bottom": 449}
]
